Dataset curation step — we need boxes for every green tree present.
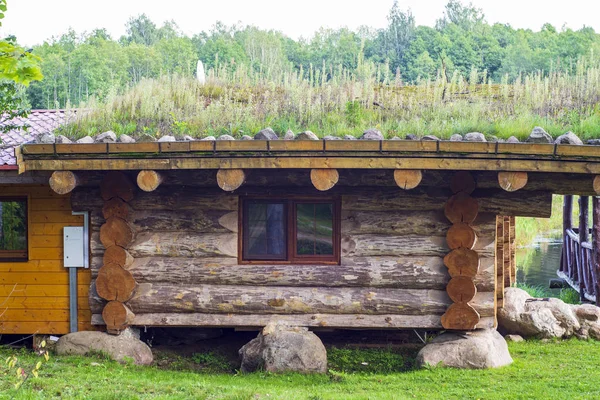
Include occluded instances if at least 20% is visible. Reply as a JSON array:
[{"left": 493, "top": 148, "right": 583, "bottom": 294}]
[{"left": 0, "top": 0, "right": 42, "bottom": 134}]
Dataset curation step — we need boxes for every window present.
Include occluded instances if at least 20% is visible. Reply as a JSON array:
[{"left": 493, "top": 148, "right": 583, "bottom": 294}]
[
  {"left": 240, "top": 198, "right": 340, "bottom": 264},
  {"left": 0, "top": 198, "right": 28, "bottom": 261}
]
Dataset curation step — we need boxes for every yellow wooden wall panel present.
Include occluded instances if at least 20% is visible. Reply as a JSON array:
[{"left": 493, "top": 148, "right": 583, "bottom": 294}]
[
  {"left": 0, "top": 272, "right": 91, "bottom": 285},
  {"left": 1, "top": 296, "right": 89, "bottom": 310},
  {"left": 0, "top": 284, "right": 88, "bottom": 297},
  {"left": 0, "top": 185, "right": 93, "bottom": 335}
]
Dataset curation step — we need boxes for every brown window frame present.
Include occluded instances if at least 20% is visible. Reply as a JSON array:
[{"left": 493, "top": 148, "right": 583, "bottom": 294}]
[
  {"left": 239, "top": 196, "right": 341, "bottom": 265},
  {"left": 0, "top": 196, "right": 29, "bottom": 262}
]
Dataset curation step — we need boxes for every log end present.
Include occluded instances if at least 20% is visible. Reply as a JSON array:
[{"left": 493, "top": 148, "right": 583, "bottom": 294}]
[
  {"left": 217, "top": 169, "right": 246, "bottom": 192},
  {"left": 310, "top": 169, "right": 339, "bottom": 191},
  {"left": 498, "top": 171, "right": 528, "bottom": 192},
  {"left": 102, "top": 301, "right": 135, "bottom": 334},
  {"left": 49, "top": 171, "right": 78, "bottom": 195},
  {"left": 441, "top": 303, "right": 480, "bottom": 330},
  {"left": 393, "top": 169, "right": 422, "bottom": 190},
  {"left": 137, "top": 170, "right": 164, "bottom": 192}
]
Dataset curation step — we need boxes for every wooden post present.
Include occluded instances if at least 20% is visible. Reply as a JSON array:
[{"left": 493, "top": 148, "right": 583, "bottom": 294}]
[
  {"left": 592, "top": 197, "right": 600, "bottom": 306},
  {"left": 495, "top": 216, "right": 505, "bottom": 309},
  {"left": 561, "top": 195, "right": 573, "bottom": 275},
  {"left": 579, "top": 196, "right": 590, "bottom": 302}
]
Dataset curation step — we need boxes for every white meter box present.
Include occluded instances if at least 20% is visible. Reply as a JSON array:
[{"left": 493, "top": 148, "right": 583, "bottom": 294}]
[{"left": 64, "top": 226, "right": 85, "bottom": 267}]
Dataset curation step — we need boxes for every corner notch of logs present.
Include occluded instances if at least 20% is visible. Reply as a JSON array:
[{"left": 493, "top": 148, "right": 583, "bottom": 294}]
[
  {"left": 96, "top": 171, "right": 137, "bottom": 334},
  {"left": 441, "top": 171, "right": 481, "bottom": 330}
]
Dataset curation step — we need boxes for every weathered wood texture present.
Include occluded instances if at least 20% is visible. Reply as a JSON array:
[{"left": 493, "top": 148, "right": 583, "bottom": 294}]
[
  {"left": 0, "top": 185, "right": 94, "bottom": 334},
  {"left": 92, "top": 313, "right": 496, "bottom": 330},
  {"left": 125, "top": 284, "right": 495, "bottom": 317},
  {"left": 97, "top": 172, "right": 137, "bottom": 334},
  {"left": 495, "top": 216, "right": 505, "bottom": 309},
  {"left": 68, "top": 173, "right": 505, "bottom": 331},
  {"left": 122, "top": 256, "right": 495, "bottom": 292},
  {"left": 73, "top": 184, "right": 550, "bottom": 217},
  {"left": 441, "top": 172, "right": 482, "bottom": 330}
]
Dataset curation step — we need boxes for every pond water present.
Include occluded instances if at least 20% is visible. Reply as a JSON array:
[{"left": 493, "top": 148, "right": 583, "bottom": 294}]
[{"left": 516, "top": 234, "right": 563, "bottom": 293}]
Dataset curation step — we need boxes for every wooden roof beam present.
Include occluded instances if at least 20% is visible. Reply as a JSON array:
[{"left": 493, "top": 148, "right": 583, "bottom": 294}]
[
  {"left": 310, "top": 169, "right": 339, "bottom": 191},
  {"left": 49, "top": 171, "right": 79, "bottom": 195},
  {"left": 498, "top": 172, "right": 528, "bottom": 192},
  {"left": 217, "top": 169, "right": 246, "bottom": 192},
  {"left": 137, "top": 170, "right": 164, "bottom": 192}
]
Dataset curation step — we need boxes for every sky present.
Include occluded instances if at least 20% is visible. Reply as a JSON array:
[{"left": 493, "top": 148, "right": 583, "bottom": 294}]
[{"left": 3, "top": 0, "right": 600, "bottom": 46}]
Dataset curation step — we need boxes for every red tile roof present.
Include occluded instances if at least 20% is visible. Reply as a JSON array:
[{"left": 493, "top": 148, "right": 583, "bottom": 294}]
[{"left": 0, "top": 109, "right": 76, "bottom": 167}]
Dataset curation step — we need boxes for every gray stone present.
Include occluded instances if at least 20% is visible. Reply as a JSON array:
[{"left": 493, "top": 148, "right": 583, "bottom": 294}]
[
  {"left": 136, "top": 133, "right": 156, "bottom": 142},
  {"left": 241, "top": 135, "right": 253, "bottom": 140},
  {"left": 201, "top": 136, "right": 216, "bottom": 141},
  {"left": 450, "top": 134, "right": 463, "bottom": 142},
  {"left": 217, "top": 134, "right": 235, "bottom": 140},
  {"left": 390, "top": 136, "right": 402, "bottom": 140},
  {"left": 284, "top": 130, "right": 295, "bottom": 140},
  {"left": 323, "top": 135, "right": 341, "bottom": 140},
  {"left": 416, "top": 329, "right": 512, "bottom": 369},
  {"left": 37, "top": 132, "right": 56, "bottom": 144},
  {"left": 507, "top": 136, "right": 520, "bottom": 143},
  {"left": 76, "top": 136, "right": 94, "bottom": 144},
  {"left": 239, "top": 322, "right": 327, "bottom": 373},
  {"left": 55, "top": 135, "right": 72, "bottom": 144},
  {"left": 464, "top": 132, "right": 486, "bottom": 142},
  {"left": 254, "top": 128, "right": 278, "bottom": 140},
  {"left": 498, "top": 287, "right": 580, "bottom": 339},
  {"left": 587, "top": 139, "right": 600, "bottom": 145},
  {"left": 118, "top": 134, "right": 135, "bottom": 143},
  {"left": 182, "top": 135, "right": 194, "bottom": 141},
  {"left": 405, "top": 134, "right": 418, "bottom": 140},
  {"left": 422, "top": 135, "right": 440, "bottom": 141},
  {"left": 572, "top": 304, "right": 600, "bottom": 340},
  {"left": 554, "top": 131, "right": 583, "bottom": 145},
  {"left": 343, "top": 135, "right": 357, "bottom": 140},
  {"left": 525, "top": 127, "right": 552, "bottom": 144},
  {"left": 359, "top": 129, "right": 384, "bottom": 140},
  {"left": 56, "top": 330, "right": 153, "bottom": 365},
  {"left": 94, "top": 131, "right": 117, "bottom": 143},
  {"left": 157, "top": 135, "right": 176, "bottom": 142},
  {"left": 504, "top": 334, "right": 524, "bottom": 342},
  {"left": 295, "top": 131, "right": 319, "bottom": 141}
]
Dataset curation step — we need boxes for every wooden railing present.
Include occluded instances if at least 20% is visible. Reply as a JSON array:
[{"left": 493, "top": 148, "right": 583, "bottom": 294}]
[{"left": 559, "top": 195, "right": 600, "bottom": 304}]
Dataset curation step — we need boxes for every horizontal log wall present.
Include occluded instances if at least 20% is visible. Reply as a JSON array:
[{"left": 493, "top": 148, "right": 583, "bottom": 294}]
[{"left": 70, "top": 169, "right": 541, "bottom": 330}]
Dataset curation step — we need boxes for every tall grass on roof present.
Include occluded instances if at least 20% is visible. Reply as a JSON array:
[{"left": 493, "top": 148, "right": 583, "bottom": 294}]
[{"left": 58, "top": 55, "right": 600, "bottom": 140}]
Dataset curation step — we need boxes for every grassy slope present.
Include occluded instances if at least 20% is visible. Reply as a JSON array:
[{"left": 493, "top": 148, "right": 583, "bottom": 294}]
[{"left": 2, "top": 340, "right": 600, "bottom": 399}]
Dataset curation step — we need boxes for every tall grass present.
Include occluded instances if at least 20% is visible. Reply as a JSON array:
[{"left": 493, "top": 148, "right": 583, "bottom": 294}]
[{"left": 58, "top": 56, "right": 600, "bottom": 139}]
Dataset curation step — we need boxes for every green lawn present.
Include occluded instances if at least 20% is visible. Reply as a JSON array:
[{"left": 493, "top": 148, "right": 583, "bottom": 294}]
[{"left": 1, "top": 339, "right": 600, "bottom": 399}]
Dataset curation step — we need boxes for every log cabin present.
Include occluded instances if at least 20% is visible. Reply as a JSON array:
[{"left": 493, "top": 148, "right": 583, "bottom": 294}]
[{"left": 5, "top": 137, "right": 600, "bottom": 336}]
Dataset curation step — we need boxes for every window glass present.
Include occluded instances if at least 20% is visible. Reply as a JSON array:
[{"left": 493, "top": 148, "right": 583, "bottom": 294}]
[
  {"left": 296, "top": 203, "right": 334, "bottom": 256},
  {"left": 245, "top": 202, "right": 286, "bottom": 259},
  {"left": 0, "top": 199, "right": 27, "bottom": 260}
]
